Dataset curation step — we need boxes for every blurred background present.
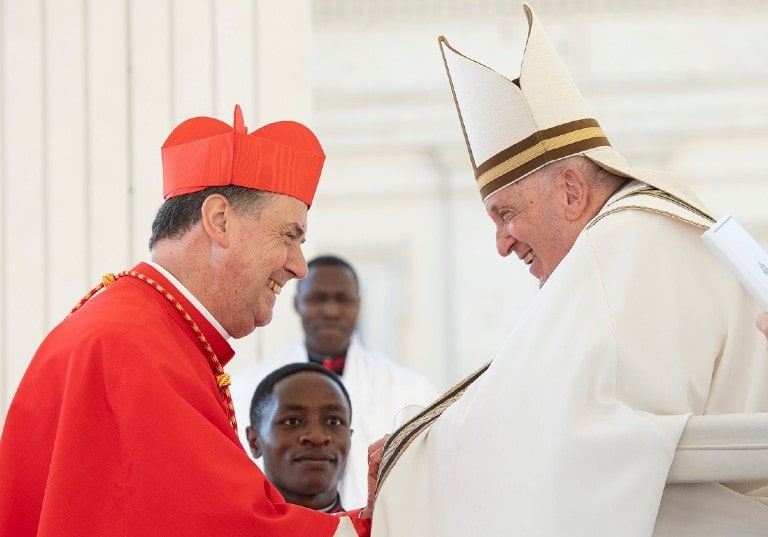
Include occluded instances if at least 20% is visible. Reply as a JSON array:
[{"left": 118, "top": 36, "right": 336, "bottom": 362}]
[{"left": 2, "top": 0, "right": 768, "bottom": 426}]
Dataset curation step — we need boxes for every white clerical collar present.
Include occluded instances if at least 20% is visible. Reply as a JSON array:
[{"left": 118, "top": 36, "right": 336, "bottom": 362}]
[{"left": 148, "top": 261, "right": 231, "bottom": 340}]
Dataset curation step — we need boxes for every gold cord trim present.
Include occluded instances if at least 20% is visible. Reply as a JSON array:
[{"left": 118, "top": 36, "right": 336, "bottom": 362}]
[
  {"left": 69, "top": 270, "right": 239, "bottom": 436},
  {"left": 589, "top": 187, "right": 714, "bottom": 230},
  {"left": 217, "top": 373, "right": 231, "bottom": 389}
]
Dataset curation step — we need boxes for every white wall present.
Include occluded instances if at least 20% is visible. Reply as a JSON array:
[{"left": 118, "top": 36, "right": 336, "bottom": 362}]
[
  {"left": 0, "top": 0, "right": 317, "bottom": 424},
  {"left": 2, "top": 0, "right": 768, "bottom": 427}
]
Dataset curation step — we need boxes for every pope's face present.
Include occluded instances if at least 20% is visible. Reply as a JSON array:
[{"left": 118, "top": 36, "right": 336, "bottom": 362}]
[
  {"left": 295, "top": 265, "right": 360, "bottom": 358},
  {"left": 219, "top": 194, "right": 308, "bottom": 337},
  {"left": 248, "top": 371, "right": 352, "bottom": 509},
  {"left": 484, "top": 167, "right": 575, "bottom": 288}
]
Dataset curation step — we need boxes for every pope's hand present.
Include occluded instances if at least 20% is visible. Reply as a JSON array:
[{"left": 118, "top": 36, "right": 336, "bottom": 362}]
[
  {"left": 360, "top": 435, "right": 390, "bottom": 519},
  {"left": 757, "top": 312, "right": 768, "bottom": 347}
]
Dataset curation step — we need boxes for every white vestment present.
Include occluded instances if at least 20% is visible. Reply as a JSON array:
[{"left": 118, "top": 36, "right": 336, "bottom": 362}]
[
  {"left": 231, "top": 336, "right": 439, "bottom": 509},
  {"left": 372, "top": 182, "right": 768, "bottom": 537}
]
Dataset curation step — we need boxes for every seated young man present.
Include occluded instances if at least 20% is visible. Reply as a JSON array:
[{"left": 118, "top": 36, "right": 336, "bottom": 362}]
[{"left": 245, "top": 362, "right": 352, "bottom": 513}]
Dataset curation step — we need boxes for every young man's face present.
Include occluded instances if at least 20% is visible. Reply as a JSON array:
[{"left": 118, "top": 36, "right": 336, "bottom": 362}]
[
  {"left": 294, "top": 265, "right": 360, "bottom": 357},
  {"left": 246, "top": 371, "right": 352, "bottom": 509}
]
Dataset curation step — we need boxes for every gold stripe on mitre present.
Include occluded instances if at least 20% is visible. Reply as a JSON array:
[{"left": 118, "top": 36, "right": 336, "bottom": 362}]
[{"left": 476, "top": 118, "right": 610, "bottom": 200}]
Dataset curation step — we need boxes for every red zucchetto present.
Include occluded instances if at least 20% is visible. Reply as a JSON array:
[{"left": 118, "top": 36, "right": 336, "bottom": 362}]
[{"left": 161, "top": 104, "right": 325, "bottom": 207}]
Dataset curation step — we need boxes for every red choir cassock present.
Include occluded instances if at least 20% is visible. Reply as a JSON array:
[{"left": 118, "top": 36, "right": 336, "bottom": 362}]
[
  {"left": 0, "top": 106, "right": 370, "bottom": 536},
  {"left": 0, "top": 262, "right": 369, "bottom": 536}
]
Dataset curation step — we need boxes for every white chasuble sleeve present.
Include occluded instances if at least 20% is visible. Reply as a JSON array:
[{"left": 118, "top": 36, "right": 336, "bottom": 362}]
[
  {"left": 373, "top": 206, "right": 768, "bottom": 536},
  {"left": 372, "top": 210, "right": 712, "bottom": 537}
]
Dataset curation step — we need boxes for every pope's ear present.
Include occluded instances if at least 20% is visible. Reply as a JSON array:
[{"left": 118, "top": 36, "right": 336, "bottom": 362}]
[
  {"left": 561, "top": 166, "right": 589, "bottom": 221},
  {"left": 245, "top": 426, "right": 262, "bottom": 459}
]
